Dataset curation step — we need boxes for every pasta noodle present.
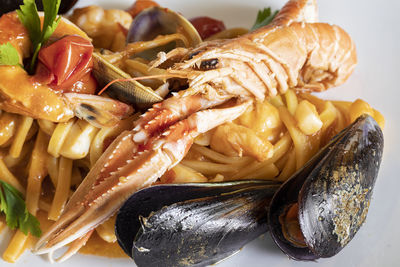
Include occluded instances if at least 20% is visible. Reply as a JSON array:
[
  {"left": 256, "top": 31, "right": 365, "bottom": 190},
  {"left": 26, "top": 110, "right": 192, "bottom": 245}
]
[
  {"left": 3, "top": 231, "right": 32, "bottom": 263},
  {"left": 0, "top": 112, "right": 18, "bottom": 146},
  {"left": 9, "top": 117, "right": 34, "bottom": 158},
  {"left": 46, "top": 156, "right": 59, "bottom": 187},
  {"left": 96, "top": 216, "right": 117, "bottom": 243},
  {"left": 179, "top": 90, "right": 385, "bottom": 184},
  {"left": 49, "top": 157, "right": 73, "bottom": 220},
  {"left": 47, "top": 119, "right": 75, "bottom": 158},
  {"left": 0, "top": 159, "right": 25, "bottom": 193},
  {"left": 0, "top": 110, "right": 138, "bottom": 262},
  {"left": 181, "top": 160, "right": 241, "bottom": 175},
  {"left": 3, "top": 130, "right": 48, "bottom": 262},
  {"left": 160, "top": 164, "right": 208, "bottom": 184},
  {"left": 59, "top": 121, "right": 99, "bottom": 160}
]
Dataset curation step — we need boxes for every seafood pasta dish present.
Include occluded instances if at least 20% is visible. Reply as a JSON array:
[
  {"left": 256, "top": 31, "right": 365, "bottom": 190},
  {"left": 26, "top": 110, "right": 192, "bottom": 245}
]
[{"left": 0, "top": 0, "right": 385, "bottom": 266}]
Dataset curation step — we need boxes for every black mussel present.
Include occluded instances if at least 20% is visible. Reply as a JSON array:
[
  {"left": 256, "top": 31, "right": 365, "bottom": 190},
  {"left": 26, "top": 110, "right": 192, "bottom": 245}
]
[
  {"left": 116, "top": 181, "right": 280, "bottom": 267},
  {"left": 0, "top": 0, "right": 78, "bottom": 16},
  {"left": 126, "top": 6, "right": 201, "bottom": 61},
  {"left": 268, "top": 114, "right": 384, "bottom": 260},
  {"left": 92, "top": 52, "right": 163, "bottom": 110}
]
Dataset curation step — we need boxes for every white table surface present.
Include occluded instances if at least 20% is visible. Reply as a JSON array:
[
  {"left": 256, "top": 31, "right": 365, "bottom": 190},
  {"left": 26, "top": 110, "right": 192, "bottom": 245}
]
[{"left": 1, "top": 0, "right": 400, "bottom": 266}]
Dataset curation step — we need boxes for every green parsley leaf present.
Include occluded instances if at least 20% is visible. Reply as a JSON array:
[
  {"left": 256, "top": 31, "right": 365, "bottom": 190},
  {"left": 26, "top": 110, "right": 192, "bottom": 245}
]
[
  {"left": 0, "top": 43, "right": 20, "bottom": 66},
  {"left": 16, "top": 0, "right": 41, "bottom": 48},
  {"left": 16, "top": 0, "right": 62, "bottom": 74},
  {"left": 0, "top": 181, "right": 42, "bottom": 237},
  {"left": 251, "top": 7, "right": 279, "bottom": 31},
  {"left": 42, "top": 0, "right": 62, "bottom": 43}
]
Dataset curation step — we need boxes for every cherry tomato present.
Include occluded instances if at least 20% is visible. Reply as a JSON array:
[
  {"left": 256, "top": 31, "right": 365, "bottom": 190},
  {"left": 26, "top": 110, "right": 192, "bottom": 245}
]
[
  {"left": 189, "top": 16, "right": 226, "bottom": 40},
  {"left": 127, "top": 0, "right": 159, "bottom": 18},
  {"left": 36, "top": 35, "right": 96, "bottom": 94}
]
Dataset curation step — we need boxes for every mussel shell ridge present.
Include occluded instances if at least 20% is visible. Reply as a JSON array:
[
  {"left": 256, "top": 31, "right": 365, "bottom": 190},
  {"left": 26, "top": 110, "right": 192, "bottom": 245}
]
[
  {"left": 116, "top": 181, "right": 280, "bottom": 267},
  {"left": 268, "top": 114, "right": 384, "bottom": 260}
]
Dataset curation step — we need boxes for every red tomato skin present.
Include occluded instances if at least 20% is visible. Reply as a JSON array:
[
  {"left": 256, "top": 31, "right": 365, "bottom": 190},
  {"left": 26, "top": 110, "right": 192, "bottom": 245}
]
[
  {"left": 189, "top": 16, "right": 226, "bottom": 40},
  {"left": 37, "top": 35, "right": 96, "bottom": 94}
]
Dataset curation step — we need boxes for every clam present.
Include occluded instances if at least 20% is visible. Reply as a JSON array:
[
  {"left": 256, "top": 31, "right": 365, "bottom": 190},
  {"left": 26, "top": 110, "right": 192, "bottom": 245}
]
[
  {"left": 126, "top": 6, "right": 202, "bottom": 61},
  {"left": 92, "top": 52, "right": 163, "bottom": 110},
  {"left": 268, "top": 114, "right": 384, "bottom": 260},
  {"left": 115, "top": 181, "right": 280, "bottom": 267}
]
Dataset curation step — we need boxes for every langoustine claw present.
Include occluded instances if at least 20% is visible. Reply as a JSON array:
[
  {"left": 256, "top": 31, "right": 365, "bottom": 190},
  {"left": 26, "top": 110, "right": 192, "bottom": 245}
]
[
  {"left": 34, "top": 0, "right": 357, "bottom": 261},
  {"left": 35, "top": 98, "right": 252, "bottom": 262}
]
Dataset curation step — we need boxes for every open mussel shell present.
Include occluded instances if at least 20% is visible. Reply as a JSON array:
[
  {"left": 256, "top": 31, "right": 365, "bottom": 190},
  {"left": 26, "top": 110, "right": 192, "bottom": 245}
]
[
  {"left": 268, "top": 114, "right": 384, "bottom": 260},
  {"left": 127, "top": 6, "right": 202, "bottom": 60},
  {"left": 116, "top": 181, "right": 280, "bottom": 267},
  {"left": 0, "top": 0, "right": 78, "bottom": 16},
  {"left": 92, "top": 52, "right": 162, "bottom": 110}
]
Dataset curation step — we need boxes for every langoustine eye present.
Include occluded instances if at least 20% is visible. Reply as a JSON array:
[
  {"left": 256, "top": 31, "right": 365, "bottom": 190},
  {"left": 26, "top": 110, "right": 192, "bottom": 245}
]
[
  {"left": 200, "top": 58, "right": 219, "bottom": 70},
  {"left": 190, "top": 57, "right": 219, "bottom": 70}
]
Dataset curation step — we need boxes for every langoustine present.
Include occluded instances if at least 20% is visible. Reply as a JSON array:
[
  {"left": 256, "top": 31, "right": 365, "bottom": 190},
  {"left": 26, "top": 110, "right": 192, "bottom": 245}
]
[
  {"left": 0, "top": 12, "right": 133, "bottom": 127},
  {"left": 33, "top": 0, "right": 357, "bottom": 261}
]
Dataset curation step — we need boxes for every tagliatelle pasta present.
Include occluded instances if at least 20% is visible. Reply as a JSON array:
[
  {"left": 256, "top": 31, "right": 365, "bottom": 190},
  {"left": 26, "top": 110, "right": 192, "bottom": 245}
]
[
  {"left": 0, "top": 113, "right": 138, "bottom": 262},
  {"left": 173, "top": 90, "right": 385, "bottom": 184},
  {"left": 47, "top": 119, "right": 75, "bottom": 158},
  {"left": 0, "top": 159, "right": 25, "bottom": 193},
  {"left": 3, "top": 130, "right": 48, "bottom": 262},
  {"left": 49, "top": 157, "right": 73, "bottom": 220},
  {"left": 9, "top": 117, "right": 34, "bottom": 158}
]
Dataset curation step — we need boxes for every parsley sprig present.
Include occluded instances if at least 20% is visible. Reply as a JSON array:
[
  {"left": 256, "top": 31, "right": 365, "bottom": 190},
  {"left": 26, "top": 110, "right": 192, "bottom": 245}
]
[
  {"left": 251, "top": 7, "right": 279, "bottom": 31},
  {"left": 0, "top": 181, "right": 41, "bottom": 237},
  {"left": 0, "top": 43, "right": 20, "bottom": 66},
  {"left": 16, "top": 0, "right": 62, "bottom": 74}
]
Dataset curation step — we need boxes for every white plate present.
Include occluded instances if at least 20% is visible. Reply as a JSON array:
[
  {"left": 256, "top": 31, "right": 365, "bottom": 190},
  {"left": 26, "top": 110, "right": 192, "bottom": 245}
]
[{"left": 2, "top": 0, "right": 400, "bottom": 266}]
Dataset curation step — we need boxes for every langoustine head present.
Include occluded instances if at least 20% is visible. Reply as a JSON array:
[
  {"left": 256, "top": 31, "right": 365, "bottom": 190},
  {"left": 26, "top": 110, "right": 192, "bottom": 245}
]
[
  {"left": 150, "top": 0, "right": 355, "bottom": 104},
  {"left": 165, "top": 22, "right": 356, "bottom": 103}
]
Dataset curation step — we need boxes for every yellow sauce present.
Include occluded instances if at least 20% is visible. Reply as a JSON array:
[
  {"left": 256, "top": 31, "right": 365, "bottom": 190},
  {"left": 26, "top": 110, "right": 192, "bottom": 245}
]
[{"left": 79, "top": 232, "right": 128, "bottom": 258}]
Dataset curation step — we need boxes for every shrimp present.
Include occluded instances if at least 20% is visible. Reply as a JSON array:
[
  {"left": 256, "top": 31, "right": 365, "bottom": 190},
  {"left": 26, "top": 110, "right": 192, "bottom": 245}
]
[
  {"left": 0, "top": 12, "right": 133, "bottom": 127},
  {"left": 34, "top": 0, "right": 357, "bottom": 261}
]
